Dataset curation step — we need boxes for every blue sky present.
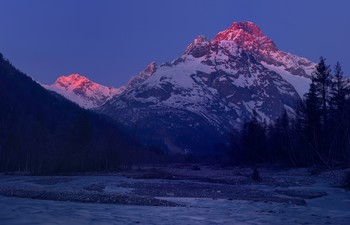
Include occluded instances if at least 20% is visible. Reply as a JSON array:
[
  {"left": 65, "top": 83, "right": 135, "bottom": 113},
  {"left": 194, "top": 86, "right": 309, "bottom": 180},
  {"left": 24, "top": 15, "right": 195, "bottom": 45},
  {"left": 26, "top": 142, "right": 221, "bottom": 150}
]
[{"left": 0, "top": 0, "right": 349, "bottom": 87}]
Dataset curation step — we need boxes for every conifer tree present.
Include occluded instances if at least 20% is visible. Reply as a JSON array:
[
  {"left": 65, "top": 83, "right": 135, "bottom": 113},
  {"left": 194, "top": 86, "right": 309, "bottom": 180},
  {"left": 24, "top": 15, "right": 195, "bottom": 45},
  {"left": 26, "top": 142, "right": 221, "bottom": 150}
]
[
  {"left": 328, "top": 62, "right": 349, "bottom": 166},
  {"left": 312, "top": 57, "right": 331, "bottom": 123},
  {"left": 302, "top": 79, "right": 322, "bottom": 165},
  {"left": 330, "top": 62, "right": 347, "bottom": 111},
  {"left": 240, "top": 111, "right": 267, "bottom": 165}
]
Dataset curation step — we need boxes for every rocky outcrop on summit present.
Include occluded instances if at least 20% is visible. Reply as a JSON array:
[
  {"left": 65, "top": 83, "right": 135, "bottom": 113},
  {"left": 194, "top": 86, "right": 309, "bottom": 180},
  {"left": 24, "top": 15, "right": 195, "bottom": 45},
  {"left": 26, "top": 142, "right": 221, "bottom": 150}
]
[
  {"left": 127, "top": 62, "right": 157, "bottom": 88},
  {"left": 99, "top": 21, "right": 316, "bottom": 154},
  {"left": 44, "top": 74, "right": 124, "bottom": 109}
]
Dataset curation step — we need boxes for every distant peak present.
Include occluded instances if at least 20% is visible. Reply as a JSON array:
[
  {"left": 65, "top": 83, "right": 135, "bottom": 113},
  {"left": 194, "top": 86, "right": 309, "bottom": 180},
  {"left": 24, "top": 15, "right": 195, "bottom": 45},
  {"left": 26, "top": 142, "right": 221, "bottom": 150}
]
[
  {"left": 45, "top": 73, "right": 122, "bottom": 109},
  {"left": 55, "top": 74, "right": 90, "bottom": 87},
  {"left": 56, "top": 74, "right": 88, "bottom": 82}
]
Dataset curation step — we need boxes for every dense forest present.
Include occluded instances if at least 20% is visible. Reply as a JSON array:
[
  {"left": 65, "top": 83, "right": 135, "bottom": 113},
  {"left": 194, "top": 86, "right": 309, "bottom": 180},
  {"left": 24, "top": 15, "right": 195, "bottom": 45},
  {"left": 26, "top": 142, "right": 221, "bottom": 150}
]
[
  {"left": 0, "top": 53, "right": 147, "bottom": 174},
  {"left": 231, "top": 57, "right": 350, "bottom": 169}
]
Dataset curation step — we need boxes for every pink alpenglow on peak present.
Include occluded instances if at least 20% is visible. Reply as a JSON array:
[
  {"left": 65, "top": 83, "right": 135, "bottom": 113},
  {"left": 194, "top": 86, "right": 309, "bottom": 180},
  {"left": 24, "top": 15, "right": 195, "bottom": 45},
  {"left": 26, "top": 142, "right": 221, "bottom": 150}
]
[
  {"left": 55, "top": 74, "right": 89, "bottom": 88},
  {"left": 228, "top": 21, "right": 264, "bottom": 38},
  {"left": 183, "top": 21, "right": 278, "bottom": 59},
  {"left": 43, "top": 74, "right": 125, "bottom": 109},
  {"left": 212, "top": 21, "right": 277, "bottom": 52},
  {"left": 182, "top": 21, "right": 315, "bottom": 97}
]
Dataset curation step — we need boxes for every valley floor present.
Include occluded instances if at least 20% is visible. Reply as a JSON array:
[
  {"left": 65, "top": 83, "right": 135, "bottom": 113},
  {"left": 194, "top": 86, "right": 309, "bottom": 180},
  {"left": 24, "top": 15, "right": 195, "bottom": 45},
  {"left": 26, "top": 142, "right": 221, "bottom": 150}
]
[{"left": 0, "top": 166, "right": 349, "bottom": 225}]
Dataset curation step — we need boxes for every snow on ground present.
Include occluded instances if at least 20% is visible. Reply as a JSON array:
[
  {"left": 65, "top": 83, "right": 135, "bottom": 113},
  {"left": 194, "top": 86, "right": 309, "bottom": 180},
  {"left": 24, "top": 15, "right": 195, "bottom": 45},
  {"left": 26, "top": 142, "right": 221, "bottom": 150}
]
[{"left": 0, "top": 167, "right": 349, "bottom": 225}]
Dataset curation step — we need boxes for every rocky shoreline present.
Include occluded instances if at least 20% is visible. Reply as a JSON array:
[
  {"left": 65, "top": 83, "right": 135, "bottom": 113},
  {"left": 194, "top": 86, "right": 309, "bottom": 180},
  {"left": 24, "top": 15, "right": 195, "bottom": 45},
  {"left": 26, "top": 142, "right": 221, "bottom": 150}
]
[
  {"left": 0, "top": 188, "right": 181, "bottom": 207},
  {"left": 0, "top": 166, "right": 345, "bottom": 207}
]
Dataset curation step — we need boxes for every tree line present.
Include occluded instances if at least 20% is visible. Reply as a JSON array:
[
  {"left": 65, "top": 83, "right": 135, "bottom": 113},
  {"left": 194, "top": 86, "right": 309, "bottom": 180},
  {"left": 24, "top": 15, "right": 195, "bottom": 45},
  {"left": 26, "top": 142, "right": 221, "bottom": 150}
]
[{"left": 230, "top": 57, "right": 350, "bottom": 168}]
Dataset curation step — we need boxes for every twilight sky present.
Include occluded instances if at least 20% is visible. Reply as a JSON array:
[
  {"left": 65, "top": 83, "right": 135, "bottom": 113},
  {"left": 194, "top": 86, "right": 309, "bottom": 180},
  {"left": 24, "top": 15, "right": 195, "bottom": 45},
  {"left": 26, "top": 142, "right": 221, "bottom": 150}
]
[{"left": 0, "top": 0, "right": 349, "bottom": 87}]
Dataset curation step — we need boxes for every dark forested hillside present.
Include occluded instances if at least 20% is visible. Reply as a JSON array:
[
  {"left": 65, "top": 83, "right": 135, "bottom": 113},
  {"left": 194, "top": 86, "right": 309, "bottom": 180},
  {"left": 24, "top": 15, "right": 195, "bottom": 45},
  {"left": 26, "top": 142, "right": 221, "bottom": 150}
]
[{"left": 0, "top": 53, "right": 141, "bottom": 174}]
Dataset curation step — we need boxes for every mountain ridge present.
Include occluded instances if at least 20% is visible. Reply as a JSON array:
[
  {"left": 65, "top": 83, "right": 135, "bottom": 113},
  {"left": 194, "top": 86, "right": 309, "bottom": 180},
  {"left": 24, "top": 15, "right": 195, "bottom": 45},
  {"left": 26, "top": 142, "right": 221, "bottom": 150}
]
[
  {"left": 44, "top": 22, "right": 315, "bottom": 112},
  {"left": 41, "top": 21, "right": 317, "bottom": 154},
  {"left": 97, "top": 21, "right": 316, "bottom": 154}
]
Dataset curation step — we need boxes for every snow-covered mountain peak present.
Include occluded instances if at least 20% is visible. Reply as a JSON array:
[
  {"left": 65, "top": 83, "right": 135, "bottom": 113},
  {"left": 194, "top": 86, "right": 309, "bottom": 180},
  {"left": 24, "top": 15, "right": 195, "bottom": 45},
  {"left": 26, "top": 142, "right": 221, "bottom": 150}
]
[
  {"left": 98, "top": 21, "right": 319, "bottom": 154},
  {"left": 214, "top": 21, "right": 264, "bottom": 41},
  {"left": 55, "top": 74, "right": 89, "bottom": 88},
  {"left": 183, "top": 21, "right": 279, "bottom": 60},
  {"left": 212, "top": 21, "right": 277, "bottom": 53},
  {"left": 230, "top": 21, "right": 264, "bottom": 37},
  {"left": 44, "top": 74, "right": 124, "bottom": 109}
]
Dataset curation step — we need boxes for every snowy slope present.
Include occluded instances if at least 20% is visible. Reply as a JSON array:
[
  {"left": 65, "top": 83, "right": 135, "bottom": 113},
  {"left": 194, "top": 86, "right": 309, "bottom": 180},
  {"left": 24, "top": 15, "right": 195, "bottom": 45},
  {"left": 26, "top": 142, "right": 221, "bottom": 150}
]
[
  {"left": 43, "top": 74, "right": 125, "bottom": 109},
  {"left": 261, "top": 62, "right": 312, "bottom": 98}
]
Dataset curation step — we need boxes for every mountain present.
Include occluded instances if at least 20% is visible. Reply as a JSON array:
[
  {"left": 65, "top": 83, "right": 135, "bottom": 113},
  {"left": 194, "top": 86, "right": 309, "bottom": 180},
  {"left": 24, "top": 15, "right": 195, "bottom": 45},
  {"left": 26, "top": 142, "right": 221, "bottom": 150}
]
[
  {"left": 0, "top": 53, "right": 140, "bottom": 174},
  {"left": 43, "top": 74, "right": 125, "bottom": 109},
  {"left": 44, "top": 63, "right": 157, "bottom": 109},
  {"left": 98, "top": 21, "right": 316, "bottom": 155}
]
